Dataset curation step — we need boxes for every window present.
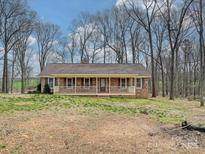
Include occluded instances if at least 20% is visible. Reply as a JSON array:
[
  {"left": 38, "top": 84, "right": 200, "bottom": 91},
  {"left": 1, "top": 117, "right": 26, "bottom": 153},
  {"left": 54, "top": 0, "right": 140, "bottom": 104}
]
[
  {"left": 81, "top": 78, "right": 84, "bottom": 86},
  {"left": 84, "top": 78, "right": 90, "bottom": 89},
  {"left": 120, "top": 78, "right": 127, "bottom": 89},
  {"left": 67, "top": 78, "right": 73, "bottom": 89},
  {"left": 48, "top": 78, "right": 54, "bottom": 89},
  {"left": 136, "top": 78, "right": 142, "bottom": 89},
  {"left": 64, "top": 78, "right": 67, "bottom": 86}
]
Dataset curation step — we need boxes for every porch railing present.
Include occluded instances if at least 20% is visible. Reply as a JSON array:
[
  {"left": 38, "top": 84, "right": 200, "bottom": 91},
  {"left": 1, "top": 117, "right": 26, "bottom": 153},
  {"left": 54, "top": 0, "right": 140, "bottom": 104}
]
[{"left": 54, "top": 86, "right": 136, "bottom": 95}]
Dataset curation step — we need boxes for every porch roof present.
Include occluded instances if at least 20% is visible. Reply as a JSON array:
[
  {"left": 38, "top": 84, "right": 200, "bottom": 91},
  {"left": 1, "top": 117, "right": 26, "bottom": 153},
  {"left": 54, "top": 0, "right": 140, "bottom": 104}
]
[{"left": 40, "top": 63, "right": 151, "bottom": 77}]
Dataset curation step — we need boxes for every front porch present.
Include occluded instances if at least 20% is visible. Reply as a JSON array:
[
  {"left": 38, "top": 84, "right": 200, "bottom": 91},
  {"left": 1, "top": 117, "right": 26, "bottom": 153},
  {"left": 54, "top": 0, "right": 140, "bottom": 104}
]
[{"left": 51, "top": 77, "right": 137, "bottom": 96}]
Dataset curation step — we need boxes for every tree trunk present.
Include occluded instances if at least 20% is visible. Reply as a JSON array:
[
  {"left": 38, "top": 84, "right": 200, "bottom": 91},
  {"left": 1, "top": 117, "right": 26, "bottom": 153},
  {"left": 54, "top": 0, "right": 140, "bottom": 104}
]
[
  {"left": 199, "top": 0, "right": 204, "bottom": 106},
  {"left": 123, "top": 35, "right": 128, "bottom": 64},
  {"left": 193, "top": 64, "right": 197, "bottom": 99},
  {"left": 21, "top": 69, "right": 25, "bottom": 94},
  {"left": 160, "top": 56, "right": 165, "bottom": 97},
  {"left": 103, "top": 42, "right": 106, "bottom": 64},
  {"left": 148, "top": 29, "right": 156, "bottom": 97},
  {"left": 189, "top": 54, "right": 192, "bottom": 96},
  {"left": 2, "top": 48, "right": 9, "bottom": 93},
  {"left": 155, "top": 61, "right": 159, "bottom": 96},
  {"left": 165, "top": 72, "right": 169, "bottom": 96},
  {"left": 170, "top": 49, "right": 175, "bottom": 100},
  {"left": 175, "top": 48, "right": 179, "bottom": 97},
  {"left": 10, "top": 57, "right": 15, "bottom": 93}
]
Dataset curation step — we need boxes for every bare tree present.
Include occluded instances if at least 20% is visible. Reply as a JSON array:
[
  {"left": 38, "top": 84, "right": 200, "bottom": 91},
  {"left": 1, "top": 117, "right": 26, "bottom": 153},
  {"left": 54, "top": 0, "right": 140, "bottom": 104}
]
[
  {"left": 0, "top": 0, "right": 31, "bottom": 93},
  {"left": 35, "top": 22, "right": 60, "bottom": 71},
  {"left": 54, "top": 37, "right": 69, "bottom": 63},
  {"left": 198, "top": 0, "right": 205, "bottom": 106},
  {"left": 181, "top": 39, "right": 193, "bottom": 97},
  {"left": 85, "top": 29, "right": 102, "bottom": 63},
  {"left": 67, "top": 33, "right": 77, "bottom": 63},
  {"left": 124, "top": 0, "right": 158, "bottom": 97},
  {"left": 128, "top": 17, "right": 142, "bottom": 64},
  {"left": 0, "top": 0, "right": 3, "bottom": 38},
  {"left": 190, "top": 0, "right": 205, "bottom": 106},
  {"left": 158, "top": 0, "right": 194, "bottom": 100},
  {"left": 13, "top": 13, "right": 35, "bottom": 93},
  {"left": 153, "top": 16, "right": 167, "bottom": 97},
  {"left": 74, "top": 13, "right": 95, "bottom": 62},
  {"left": 96, "top": 10, "right": 110, "bottom": 63},
  {"left": 10, "top": 49, "right": 18, "bottom": 93},
  {"left": 104, "top": 8, "right": 129, "bottom": 64}
]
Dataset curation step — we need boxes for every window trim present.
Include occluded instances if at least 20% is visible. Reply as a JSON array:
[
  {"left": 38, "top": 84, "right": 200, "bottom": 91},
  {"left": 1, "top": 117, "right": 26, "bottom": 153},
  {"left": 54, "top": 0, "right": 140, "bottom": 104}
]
[
  {"left": 48, "top": 78, "right": 54, "bottom": 89},
  {"left": 136, "top": 78, "right": 143, "bottom": 89},
  {"left": 84, "top": 78, "right": 90, "bottom": 89},
  {"left": 120, "top": 78, "right": 127, "bottom": 89},
  {"left": 66, "top": 78, "right": 74, "bottom": 89}
]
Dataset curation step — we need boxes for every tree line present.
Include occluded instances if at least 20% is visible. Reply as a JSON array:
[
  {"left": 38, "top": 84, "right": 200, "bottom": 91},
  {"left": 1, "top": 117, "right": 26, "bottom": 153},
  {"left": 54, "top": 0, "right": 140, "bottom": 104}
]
[{"left": 0, "top": 0, "right": 204, "bottom": 105}]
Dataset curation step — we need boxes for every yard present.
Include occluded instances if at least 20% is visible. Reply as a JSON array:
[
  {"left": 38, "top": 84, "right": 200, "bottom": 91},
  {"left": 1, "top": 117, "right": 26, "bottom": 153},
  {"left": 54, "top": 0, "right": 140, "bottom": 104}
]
[
  {"left": 0, "top": 94, "right": 204, "bottom": 153},
  {"left": 0, "top": 79, "right": 39, "bottom": 93}
]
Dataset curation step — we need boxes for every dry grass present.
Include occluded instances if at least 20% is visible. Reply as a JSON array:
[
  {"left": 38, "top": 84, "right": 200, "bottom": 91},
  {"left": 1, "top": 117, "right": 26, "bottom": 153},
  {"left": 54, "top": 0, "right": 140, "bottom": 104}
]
[{"left": 0, "top": 94, "right": 204, "bottom": 153}]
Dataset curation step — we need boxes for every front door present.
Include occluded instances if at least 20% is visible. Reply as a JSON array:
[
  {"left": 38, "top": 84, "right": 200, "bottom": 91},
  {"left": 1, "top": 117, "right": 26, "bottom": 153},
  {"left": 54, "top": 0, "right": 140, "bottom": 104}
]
[{"left": 100, "top": 78, "right": 106, "bottom": 93}]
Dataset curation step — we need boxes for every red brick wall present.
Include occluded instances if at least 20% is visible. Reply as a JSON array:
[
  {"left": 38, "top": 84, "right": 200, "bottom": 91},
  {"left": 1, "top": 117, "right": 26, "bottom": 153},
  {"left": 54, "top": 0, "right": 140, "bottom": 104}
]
[
  {"left": 40, "top": 77, "right": 149, "bottom": 98},
  {"left": 110, "top": 78, "right": 119, "bottom": 87},
  {"left": 40, "top": 78, "right": 47, "bottom": 93},
  {"left": 136, "top": 78, "right": 149, "bottom": 98}
]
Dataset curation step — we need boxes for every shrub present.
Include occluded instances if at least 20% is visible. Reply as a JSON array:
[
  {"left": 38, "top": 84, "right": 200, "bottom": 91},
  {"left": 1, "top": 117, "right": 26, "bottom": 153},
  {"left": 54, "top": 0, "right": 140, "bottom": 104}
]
[
  {"left": 37, "top": 84, "right": 41, "bottom": 93},
  {"left": 43, "top": 84, "right": 51, "bottom": 94}
]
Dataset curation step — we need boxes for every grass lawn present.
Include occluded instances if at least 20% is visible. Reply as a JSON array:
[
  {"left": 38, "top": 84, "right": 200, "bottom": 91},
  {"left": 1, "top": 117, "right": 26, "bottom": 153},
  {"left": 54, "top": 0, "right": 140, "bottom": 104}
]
[
  {"left": 0, "top": 94, "right": 204, "bottom": 126},
  {"left": 12, "top": 79, "right": 39, "bottom": 90},
  {"left": 0, "top": 94, "right": 204, "bottom": 153}
]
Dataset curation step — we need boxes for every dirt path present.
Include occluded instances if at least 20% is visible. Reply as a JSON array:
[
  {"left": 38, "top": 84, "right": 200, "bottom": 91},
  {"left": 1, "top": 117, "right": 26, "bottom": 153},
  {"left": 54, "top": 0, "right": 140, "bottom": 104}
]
[{"left": 0, "top": 110, "right": 204, "bottom": 154}]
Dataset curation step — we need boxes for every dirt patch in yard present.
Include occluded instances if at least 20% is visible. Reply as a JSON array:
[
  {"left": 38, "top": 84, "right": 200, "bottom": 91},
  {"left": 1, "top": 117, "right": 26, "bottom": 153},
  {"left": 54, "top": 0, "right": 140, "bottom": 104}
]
[{"left": 0, "top": 110, "right": 204, "bottom": 154}]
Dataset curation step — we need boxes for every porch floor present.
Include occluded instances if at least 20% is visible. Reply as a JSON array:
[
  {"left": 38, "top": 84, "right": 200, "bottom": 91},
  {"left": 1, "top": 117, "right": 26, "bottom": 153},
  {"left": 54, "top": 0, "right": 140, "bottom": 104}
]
[{"left": 55, "top": 93, "right": 136, "bottom": 96}]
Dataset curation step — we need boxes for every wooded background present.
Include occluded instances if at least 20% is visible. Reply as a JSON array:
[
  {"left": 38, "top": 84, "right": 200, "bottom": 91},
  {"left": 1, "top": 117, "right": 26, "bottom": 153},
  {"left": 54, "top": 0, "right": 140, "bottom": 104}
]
[{"left": 0, "top": 0, "right": 204, "bottom": 105}]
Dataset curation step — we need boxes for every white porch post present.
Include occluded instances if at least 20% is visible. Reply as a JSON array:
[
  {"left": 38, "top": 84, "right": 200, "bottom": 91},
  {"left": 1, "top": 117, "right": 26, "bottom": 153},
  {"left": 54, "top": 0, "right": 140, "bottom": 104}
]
[
  {"left": 75, "top": 77, "right": 77, "bottom": 94},
  {"left": 134, "top": 78, "right": 136, "bottom": 94},
  {"left": 53, "top": 77, "right": 55, "bottom": 94}
]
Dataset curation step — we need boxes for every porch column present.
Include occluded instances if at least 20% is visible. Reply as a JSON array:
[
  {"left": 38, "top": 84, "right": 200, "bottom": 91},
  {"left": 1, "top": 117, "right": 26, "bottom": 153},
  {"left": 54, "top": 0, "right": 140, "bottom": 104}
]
[
  {"left": 96, "top": 77, "right": 98, "bottom": 94},
  {"left": 109, "top": 77, "right": 111, "bottom": 94},
  {"left": 53, "top": 77, "right": 55, "bottom": 94},
  {"left": 75, "top": 77, "right": 77, "bottom": 94}
]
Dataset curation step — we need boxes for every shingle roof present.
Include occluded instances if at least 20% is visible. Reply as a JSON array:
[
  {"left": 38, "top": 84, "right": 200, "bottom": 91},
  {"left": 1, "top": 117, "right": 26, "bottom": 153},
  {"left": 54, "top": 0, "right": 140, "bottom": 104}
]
[{"left": 40, "top": 63, "right": 151, "bottom": 77}]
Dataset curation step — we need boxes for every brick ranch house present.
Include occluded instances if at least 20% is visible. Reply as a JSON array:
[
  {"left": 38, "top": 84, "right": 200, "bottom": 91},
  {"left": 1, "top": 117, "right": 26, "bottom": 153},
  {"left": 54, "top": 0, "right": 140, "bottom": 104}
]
[{"left": 40, "top": 63, "right": 151, "bottom": 98}]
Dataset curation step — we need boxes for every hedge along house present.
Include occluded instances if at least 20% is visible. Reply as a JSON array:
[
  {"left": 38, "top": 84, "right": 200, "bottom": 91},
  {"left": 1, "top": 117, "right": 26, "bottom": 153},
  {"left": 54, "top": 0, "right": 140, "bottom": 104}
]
[{"left": 40, "top": 63, "right": 151, "bottom": 98}]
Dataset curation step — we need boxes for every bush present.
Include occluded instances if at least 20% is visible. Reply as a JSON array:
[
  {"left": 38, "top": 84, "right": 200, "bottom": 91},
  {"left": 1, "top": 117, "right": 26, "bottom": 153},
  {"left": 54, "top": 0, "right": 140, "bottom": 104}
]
[
  {"left": 43, "top": 84, "right": 51, "bottom": 94},
  {"left": 37, "top": 84, "right": 41, "bottom": 93}
]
